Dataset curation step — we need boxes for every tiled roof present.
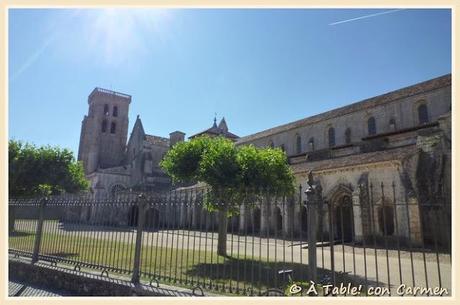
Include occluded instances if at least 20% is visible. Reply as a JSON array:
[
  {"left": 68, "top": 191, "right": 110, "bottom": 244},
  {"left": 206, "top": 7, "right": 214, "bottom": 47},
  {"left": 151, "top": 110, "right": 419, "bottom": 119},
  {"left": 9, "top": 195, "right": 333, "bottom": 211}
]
[
  {"left": 189, "top": 118, "right": 239, "bottom": 139},
  {"left": 237, "top": 74, "right": 451, "bottom": 144}
]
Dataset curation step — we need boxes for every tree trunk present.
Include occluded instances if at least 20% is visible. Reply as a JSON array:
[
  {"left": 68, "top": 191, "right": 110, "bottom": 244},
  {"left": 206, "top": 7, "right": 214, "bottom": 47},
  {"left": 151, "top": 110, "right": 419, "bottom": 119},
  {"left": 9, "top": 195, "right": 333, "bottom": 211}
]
[{"left": 217, "top": 207, "right": 228, "bottom": 257}]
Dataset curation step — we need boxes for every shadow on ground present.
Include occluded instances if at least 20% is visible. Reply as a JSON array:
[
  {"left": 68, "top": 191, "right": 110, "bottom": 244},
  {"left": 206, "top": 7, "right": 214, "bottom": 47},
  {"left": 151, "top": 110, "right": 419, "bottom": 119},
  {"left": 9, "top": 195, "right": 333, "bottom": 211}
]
[{"left": 185, "top": 255, "right": 384, "bottom": 290}]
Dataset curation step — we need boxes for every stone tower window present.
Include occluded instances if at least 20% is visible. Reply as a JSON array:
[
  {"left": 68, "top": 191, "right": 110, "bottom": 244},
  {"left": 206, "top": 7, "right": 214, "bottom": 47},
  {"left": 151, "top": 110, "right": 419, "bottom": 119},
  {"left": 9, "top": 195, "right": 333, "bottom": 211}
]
[
  {"left": 417, "top": 104, "right": 429, "bottom": 124},
  {"left": 113, "top": 106, "right": 118, "bottom": 117},
  {"left": 308, "top": 137, "right": 315, "bottom": 151},
  {"left": 296, "top": 134, "right": 302, "bottom": 154},
  {"left": 328, "top": 127, "right": 335, "bottom": 147},
  {"left": 345, "top": 128, "right": 351, "bottom": 144},
  {"left": 101, "top": 120, "right": 107, "bottom": 133},
  {"left": 110, "top": 122, "right": 116, "bottom": 134},
  {"left": 367, "top": 117, "right": 376, "bottom": 135},
  {"left": 269, "top": 140, "right": 274, "bottom": 148},
  {"left": 103, "top": 104, "right": 109, "bottom": 115},
  {"left": 389, "top": 118, "right": 396, "bottom": 130}
]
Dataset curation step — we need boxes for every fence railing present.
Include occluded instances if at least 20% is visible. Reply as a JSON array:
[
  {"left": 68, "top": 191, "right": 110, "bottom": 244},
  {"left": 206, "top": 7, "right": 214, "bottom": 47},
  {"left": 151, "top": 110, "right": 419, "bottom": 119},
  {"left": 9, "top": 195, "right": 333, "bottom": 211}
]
[{"left": 8, "top": 183, "right": 451, "bottom": 296}]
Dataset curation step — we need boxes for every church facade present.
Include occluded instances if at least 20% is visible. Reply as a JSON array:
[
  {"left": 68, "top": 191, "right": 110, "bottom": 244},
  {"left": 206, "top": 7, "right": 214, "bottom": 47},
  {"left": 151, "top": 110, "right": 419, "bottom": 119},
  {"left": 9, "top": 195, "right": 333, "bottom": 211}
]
[{"left": 77, "top": 74, "right": 451, "bottom": 246}]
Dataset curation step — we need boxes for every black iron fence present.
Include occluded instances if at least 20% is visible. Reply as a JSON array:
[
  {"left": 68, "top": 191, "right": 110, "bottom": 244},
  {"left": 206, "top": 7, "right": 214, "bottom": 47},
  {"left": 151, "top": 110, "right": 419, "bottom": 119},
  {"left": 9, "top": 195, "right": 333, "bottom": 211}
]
[{"left": 8, "top": 183, "right": 451, "bottom": 296}]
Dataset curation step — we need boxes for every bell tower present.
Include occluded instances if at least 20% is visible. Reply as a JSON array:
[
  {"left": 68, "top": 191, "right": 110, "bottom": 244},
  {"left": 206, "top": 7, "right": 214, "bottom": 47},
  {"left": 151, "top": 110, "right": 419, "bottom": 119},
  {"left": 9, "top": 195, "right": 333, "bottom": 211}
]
[{"left": 78, "top": 88, "right": 131, "bottom": 174}]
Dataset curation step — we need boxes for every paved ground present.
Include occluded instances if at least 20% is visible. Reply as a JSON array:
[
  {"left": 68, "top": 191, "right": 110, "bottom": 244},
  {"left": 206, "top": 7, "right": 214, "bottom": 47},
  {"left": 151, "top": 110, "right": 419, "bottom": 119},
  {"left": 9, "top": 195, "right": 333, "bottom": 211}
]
[
  {"left": 9, "top": 280, "right": 70, "bottom": 297},
  {"left": 14, "top": 220, "right": 452, "bottom": 296}
]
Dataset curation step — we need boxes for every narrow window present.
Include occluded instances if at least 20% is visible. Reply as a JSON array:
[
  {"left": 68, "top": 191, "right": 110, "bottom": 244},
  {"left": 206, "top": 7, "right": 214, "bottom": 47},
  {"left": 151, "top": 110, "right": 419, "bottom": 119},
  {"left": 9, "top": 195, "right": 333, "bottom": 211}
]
[
  {"left": 269, "top": 140, "right": 274, "bottom": 148},
  {"left": 389, "top": 118, "right": 396, "bottom": 130},
  {"left": 110, "top": 122, "right": 116, "bottom": 134},
  {"left": 308, "top": 137, "right": 315, "bottom": 151},
  {"left": 101, "top": 120, "right": 107, "bottom": 133},
  {"left": 345, "top": 128, "right": 351, "bottom": 144},
  {"left": 280, "top": 144, "right": 285, "bottom": 152},
  {"left": 367, "top": 117, "right": 376, "bottom": 135},
  {"left": 418, "top": 104, "right": 429, "bottom": 124},
  {"left": 103, "top": 104, "right": 109, "bottom": 115},
  {"left": 328, "top": 127, "right": 335, "bottom": 147},
  {"left": 296, "top": 134, "right": 302, "bottom": 154},
  {"left": 113, "top": 106, "right": 118, "bottom": 117}
]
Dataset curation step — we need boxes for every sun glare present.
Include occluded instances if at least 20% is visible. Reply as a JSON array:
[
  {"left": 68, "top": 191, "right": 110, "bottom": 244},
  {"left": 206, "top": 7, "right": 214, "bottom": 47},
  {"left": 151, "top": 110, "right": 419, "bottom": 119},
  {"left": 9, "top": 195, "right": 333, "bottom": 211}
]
[{"left": 82, "top": 8, "right": 171, "bottom": 65}]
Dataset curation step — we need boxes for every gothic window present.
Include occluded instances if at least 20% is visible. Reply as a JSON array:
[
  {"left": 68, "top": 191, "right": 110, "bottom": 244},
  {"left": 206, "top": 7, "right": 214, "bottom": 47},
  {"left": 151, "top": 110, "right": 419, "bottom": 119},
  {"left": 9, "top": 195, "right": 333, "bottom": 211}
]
[
  {"left": 308, "top": 137, "right": 315, "bottom": 151},
  {"left": 328, "top": 127, "right": 335, "bottom": 147},
  {"left": 296, "top": 134, "right": 302, "bottom": 154},
  {"left": 103, "top": 104, "right": 109, "bottom": 115},
  {"left": 101, "top": 120, "right": 107, "bottom": 133},
  {"left": 418, "top": 104, "right": 429, "bottom": 124},
  {"left": 113, "top": 106, "right": 118, "bottom": 117},
  {"left": 269, "top": 140, "right": 274, "bottom": 148},
  {"left": 345, "top": 128, "right": 352, "bottom": 144},
  {"left": 280, "top": 144, "right": 285, "bottom": 152},
  {"left": 110, "top": 122, "right": 116, "bottom": 134},
  {"left": 367, "top": 117, "right": 376, "bottom": 135}
]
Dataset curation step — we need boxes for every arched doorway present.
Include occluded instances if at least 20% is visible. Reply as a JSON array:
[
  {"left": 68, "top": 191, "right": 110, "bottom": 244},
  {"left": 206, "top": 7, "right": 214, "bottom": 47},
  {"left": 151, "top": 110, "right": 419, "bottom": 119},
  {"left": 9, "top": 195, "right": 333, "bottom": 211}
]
[
  {"left": 335, "top": 195, "right": 353, "bottom": 242},
  {"left": 274, "top": 206, "right": 283, "bottom": 232},
  {"left": 253, "top": 207, "right": 261, "bottom": 233},
  {"left": 111, "top": 184, "right": 126, "bottom": 198},
  {"left": 228, "top": 214, "right": 240, "bottom": 232},
  {"left": 145, "top": 208, "right": 160, "bottom": 230},
  {"left": 128, "top": 205, "right": 139, "bottom": 227},
  {"left": 300, "top": 206, "right": 308, "bottom": 233},
  {"left": 378, "top": 204, "right": 394, "bottom": 236}
]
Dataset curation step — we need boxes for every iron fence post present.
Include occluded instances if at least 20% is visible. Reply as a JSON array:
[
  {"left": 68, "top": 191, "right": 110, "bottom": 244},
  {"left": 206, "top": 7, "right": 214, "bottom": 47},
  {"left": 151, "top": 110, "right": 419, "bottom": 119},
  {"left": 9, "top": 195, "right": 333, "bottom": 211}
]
[
  {"left": 31, "top": 197, "right": 47, "bottom": 264},
  {"left": 131, "top": 194, "right": 147, "bottom": 284},
  {"left": 305, "top": 172, "right": 319, "bottom": 283}
]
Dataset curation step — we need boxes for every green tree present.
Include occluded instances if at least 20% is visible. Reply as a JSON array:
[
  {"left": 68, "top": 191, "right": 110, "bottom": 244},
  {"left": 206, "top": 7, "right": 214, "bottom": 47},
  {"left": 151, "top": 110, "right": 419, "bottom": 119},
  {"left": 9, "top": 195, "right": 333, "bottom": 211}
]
[
  {"left": 9, "top": 140, "right": 89, "bottom": 197},
  {"left": 160, "top": 136, "right": 295, "bottom": 256}
]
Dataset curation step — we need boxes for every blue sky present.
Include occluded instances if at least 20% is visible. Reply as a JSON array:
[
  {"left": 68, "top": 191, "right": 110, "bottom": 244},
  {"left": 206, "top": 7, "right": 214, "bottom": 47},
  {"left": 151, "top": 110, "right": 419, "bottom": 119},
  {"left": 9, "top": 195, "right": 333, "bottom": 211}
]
[{"left": 9, "top": 8, "right": 451, "bottom": 156}]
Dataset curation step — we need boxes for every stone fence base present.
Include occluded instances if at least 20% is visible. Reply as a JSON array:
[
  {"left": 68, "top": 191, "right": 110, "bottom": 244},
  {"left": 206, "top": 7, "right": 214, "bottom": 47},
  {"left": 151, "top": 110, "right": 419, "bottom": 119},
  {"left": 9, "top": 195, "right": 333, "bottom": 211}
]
[{"left": 8, "top": 257, "right": 208, "bottom": 297}]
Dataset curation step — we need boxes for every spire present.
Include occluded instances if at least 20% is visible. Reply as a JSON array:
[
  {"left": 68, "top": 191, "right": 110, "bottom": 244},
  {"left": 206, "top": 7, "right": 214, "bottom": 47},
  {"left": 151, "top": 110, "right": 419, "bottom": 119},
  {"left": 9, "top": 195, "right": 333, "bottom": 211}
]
[
  {"left": 218, "top": 117, "right": 228, "bottom": 132},
  {"left": 212, "top": 114, "right": 217, "bottom": 128}
]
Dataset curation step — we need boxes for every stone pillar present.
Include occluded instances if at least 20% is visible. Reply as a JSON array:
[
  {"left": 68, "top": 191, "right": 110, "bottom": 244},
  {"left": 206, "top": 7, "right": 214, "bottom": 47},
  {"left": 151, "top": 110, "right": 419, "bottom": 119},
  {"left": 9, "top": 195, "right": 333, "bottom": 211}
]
[
  {"left": 352, "top": 188, "right": 363, "bottom": 242},
  {"left": 408, "top": 197, "right": 423, "bottom": 246},
  {"left": 260, "top": 201, "right": 270, "bottom": 235},
  {"left": 283, "top": 200, "right": 294, "bottom": 237},
  {"left": 239, "top": 205, "right": 247, "bottom": 232}
]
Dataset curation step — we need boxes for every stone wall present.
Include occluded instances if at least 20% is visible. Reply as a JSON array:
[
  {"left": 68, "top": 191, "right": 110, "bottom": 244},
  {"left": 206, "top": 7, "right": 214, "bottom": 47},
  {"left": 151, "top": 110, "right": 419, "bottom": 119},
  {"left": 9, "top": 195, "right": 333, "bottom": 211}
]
[
  {"left": 9, "top": 259, "right": 198, "bottom": 296},
  {"left": 237, "top": 76, "right": 451, "bottom": 156}
]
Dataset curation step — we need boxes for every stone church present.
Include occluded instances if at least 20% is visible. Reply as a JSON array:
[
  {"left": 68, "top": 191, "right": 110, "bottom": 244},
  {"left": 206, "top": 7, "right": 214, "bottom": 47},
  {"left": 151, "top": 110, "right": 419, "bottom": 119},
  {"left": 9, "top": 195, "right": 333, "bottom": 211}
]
[
  {"left": 77, "top": 88, "right": 237, "bottom": 196},
  {"left": 77, "top": 74, "right": 451, "bottom": 246}
]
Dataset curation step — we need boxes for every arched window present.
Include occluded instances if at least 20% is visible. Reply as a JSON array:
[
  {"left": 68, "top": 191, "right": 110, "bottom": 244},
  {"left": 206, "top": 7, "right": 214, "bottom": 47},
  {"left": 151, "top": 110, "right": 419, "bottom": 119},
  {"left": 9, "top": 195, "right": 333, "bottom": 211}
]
[
  {"left": 296, "top": 134, "right": 302, "bottom": 154},
  {"left": 367, "top": 117, "right": 376, "bottom": 135},
  {"left": 110, "top": 122, "right": 116, "bottom": 134},
  {"left": 389, "top": 118, "right": 396, "bottom": 130},
  {"left": 328, "top": 127, "right": 335, "bottom": 147},
  {"left": 308, "top": 137, "right": 315, "bottom": 151},
  {"left": 113, "top": 106, "right": 118, "bottom": 117},
  {"left": 103, "top": 104, "right": 109, "bottom": 115},
  {"left": 269, "top": 140, "right": 274, "bottom": 148},
  {"left": 280, "top": 144, "right": 285, "bottom": 152},
  {"left": 101, "top": 120, "right": 107, "bottom": 133},
  {"left": 417, "top": 104, "right": 429, "bottom": 124},
  {"left": 345, "top": 128, "right": 352, "bottom": 144}
]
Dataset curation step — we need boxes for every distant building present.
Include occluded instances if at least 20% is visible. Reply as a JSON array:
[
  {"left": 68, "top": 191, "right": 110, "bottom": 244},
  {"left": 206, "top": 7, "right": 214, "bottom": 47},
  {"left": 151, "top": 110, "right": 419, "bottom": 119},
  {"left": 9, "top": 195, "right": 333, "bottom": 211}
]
[
  {"left": 78, "top": 88, "right": 183, "bottom": 195},
  {"left": 189, "top": 117, "right": 239, "bottom": 141},
  {"left": 78, "top": 74, "right": 451, "bottom": 247}
]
